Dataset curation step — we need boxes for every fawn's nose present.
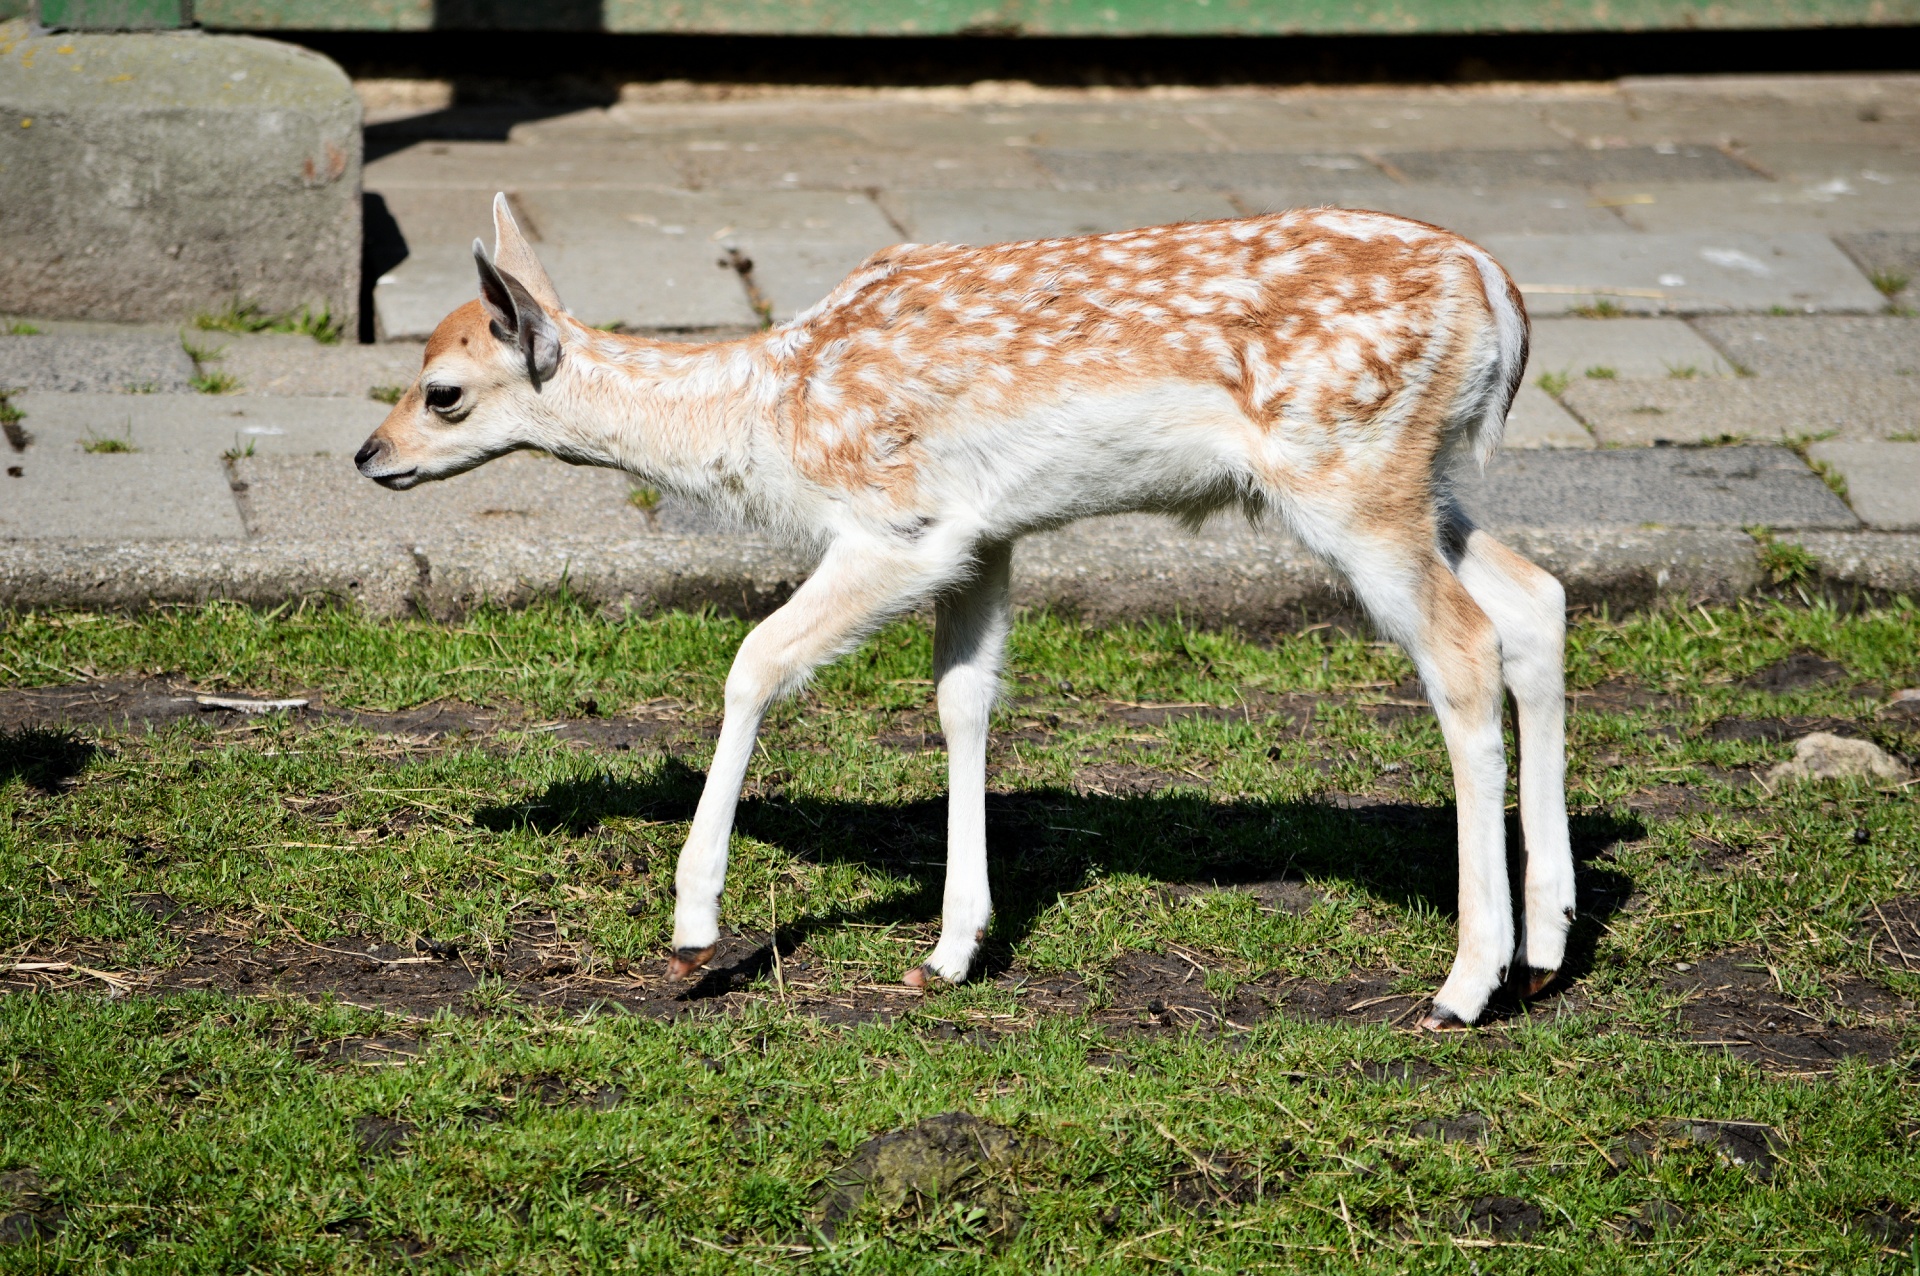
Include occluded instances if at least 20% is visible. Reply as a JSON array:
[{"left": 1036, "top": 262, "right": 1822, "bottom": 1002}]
[{"left": 354, "top": 438, "right": 385, "bottom": 472}]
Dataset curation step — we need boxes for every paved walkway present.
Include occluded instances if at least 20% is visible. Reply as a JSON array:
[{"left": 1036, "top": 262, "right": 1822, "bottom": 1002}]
[{"left": 2, "top": 73, "right": 1917, "bottom": 620}]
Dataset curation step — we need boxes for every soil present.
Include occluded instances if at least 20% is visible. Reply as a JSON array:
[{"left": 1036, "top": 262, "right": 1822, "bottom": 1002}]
[
  {"left": 815, "top": 1112, "right": 1033, "bottom": 1242},
  {"left": 1742, "top": 652, "right": 1847, "bottom": 693},
  {"left": 1662, "top": 949, "right": 1904, "bottom": 1073}
]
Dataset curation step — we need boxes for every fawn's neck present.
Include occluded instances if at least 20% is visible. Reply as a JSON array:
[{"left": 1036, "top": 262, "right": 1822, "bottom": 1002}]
[{"left": 545, "top": 323, "right": 785, "bottom": 513}]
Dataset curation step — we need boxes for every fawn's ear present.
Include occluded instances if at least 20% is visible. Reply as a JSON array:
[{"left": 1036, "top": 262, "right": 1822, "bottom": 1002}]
[
  {"left": 490, "top": 191, "right": 565, "bottom": 313},
  {"left": 474, "top": 240, "right": 562, "bottom": 383}
]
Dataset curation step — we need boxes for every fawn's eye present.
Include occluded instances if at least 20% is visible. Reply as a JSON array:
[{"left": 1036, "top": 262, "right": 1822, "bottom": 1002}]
[{"left": 424, "top": 384, "right": 460, "bottom": 412}]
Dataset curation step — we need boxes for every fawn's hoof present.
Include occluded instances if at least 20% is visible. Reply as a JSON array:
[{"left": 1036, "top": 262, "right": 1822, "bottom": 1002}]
[
  {"left": 1525, "top": 966, "right": 1560, "bottom": 997},
  {"left": 901, "top": 964, "right": 933, "bottom": 989},
  {"left": 1420, "top": 1006, "right": 1474, "bottom": 1032},
  {"left": 665, "top": 946, "right": 715, "bottom": 980}
]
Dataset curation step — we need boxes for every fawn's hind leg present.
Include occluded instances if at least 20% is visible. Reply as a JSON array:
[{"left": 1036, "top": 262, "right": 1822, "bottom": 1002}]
[
  {"left": 1449, "top": 525, "right": 1574, "bottom": 991},
  {"left": 903, "top": 541, "right": 1014, "bottom": 988},
  {"left": 1329, "top": 537, "right": 1512, "bottom": 1027}
]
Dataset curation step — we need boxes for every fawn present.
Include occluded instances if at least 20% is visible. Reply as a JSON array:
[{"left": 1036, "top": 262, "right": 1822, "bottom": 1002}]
[{"left": 357, "top": 193, "right": 1573, "bottom": 1028}]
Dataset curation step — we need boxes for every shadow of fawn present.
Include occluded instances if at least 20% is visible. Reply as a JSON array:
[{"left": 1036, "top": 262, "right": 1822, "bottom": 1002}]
[{"left": 475, "top": 754, "right": 1640, "bottom": 1014}]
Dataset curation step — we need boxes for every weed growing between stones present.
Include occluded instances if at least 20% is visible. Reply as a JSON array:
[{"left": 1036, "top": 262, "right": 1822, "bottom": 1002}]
[{"left": 194, "top": 300, "right": 343, "bottom": 345}]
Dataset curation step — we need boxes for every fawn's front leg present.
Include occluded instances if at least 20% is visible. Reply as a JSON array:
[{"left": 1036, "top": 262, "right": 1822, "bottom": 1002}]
[
  {"left": 667, "top": 539, "right": 938, "bottom": 978},
  {"left": 903, "top": 542, "right": 1013, "bottom": 988}
]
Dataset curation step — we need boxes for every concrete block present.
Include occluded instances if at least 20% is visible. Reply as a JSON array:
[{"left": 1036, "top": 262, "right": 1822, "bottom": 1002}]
[
  {"left": 1239, "top": 183, "right": 1626, "bottom": 237},
  {"left": 0, "top": 24, "right": 361, "bottom": 326},
  {"left": 886, "top": 190, "right": 1237, "bottom": 245},
  {"left": 1481, "top": 233, "right": 1887, "bottom": 315},
  {"left": 1591, "top": 179, "right": 1920, "bottom": 235},
  {"left": 234, "top": 449, "right": 652, "bottom": 543},
  {"left": 10, "top": 391, "right": 384, "bottom": 456},
  {"left": 0, "top": 332, "right": 194, "bottom": 392},
  {"left": 1383, "top": 146, "right": 1759, "bottom": 186},
  {"left": 1501, "top": 385, "right": 1593, "bottom": 449},
  {"left": 1034, "top": 148, "right": 1395, "bottom": 194},
  {"left": 1562, "top": 377, "right": 1920, "bottom": 445},
  {"left": 1805, "top": 441, "right": 1920, "bottom": 531},
  {"left": 1, "top": 450, "right": 243, "bottom": 539},
  {"left": 1527, "top": 318, "right": 1735, "bottom": 381},
  {"left": 1689, "top": 315, "right": 1920, "bottom": 378},
  {"left": 1455, "top": 446, "right": 1857, "bottom": 531},
  {"left": 0, "top": 537, "right": 421, "bottom": 615}
]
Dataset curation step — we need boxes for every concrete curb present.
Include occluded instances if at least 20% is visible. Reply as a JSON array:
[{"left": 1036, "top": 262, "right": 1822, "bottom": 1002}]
[{"left": 4, "top": 525, "right": 1913, "bottom": 625}]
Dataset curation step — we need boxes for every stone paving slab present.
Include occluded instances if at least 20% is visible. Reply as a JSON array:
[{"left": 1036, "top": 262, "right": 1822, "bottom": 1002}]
[
  {"left": 1191, "top": 98, "right": 1573, "bottom": 152},
  {"left": 1501, "top": 386, "right": 1593, "bottom": 449},
  {"left": 519, "top": 188, "right": 898, "bottom": 325},
  {"left": 1481, "top": 232, "right": 1886, "bottom": 315},
  {"left": 1527, "top": 317, "right": 1735, "bottom": 381},
  {"left": 1595, "top": 179, "right": 1920, "bottom": 236},
  {"left": 1805, "top": 441, "right": 1920, "bottom": 530},
  {"left": 1033, "top": 149, "right": 1396, "bottom": 193},
  {"left": 686, "top": 145, "right": 1053, "bottom": 192},
  {"left": 1454, "top": 446, "right": 1857, "bottom": 530},
  {"left": 235, "top": 451, "right": 654, "bottom": 543},
  {"left": 1, "top": 451, "right": 244, "bottom": 540},
  {"left": 1382, "top": 145, "right": 1761, "bottom": 187},
  {"left": 1688, "top": 315, "right": 1920, "bottom": 377},
  {"left": 1737, "top": 142, "right": 1920, "bottom": 182},
  {"left": 212, "top": 333, "right": 424, "bottom": 399},
  {"left": 366, "top": 142, "right": 692, "bottom": 193},
  {"left": 884, "top": 189, "right": 1238, "bottom": 245},
  {"left": 1562, "top": 377, "right": 1920, "bottom": 445},
  {"left": 9, "top": 393, "right": 384, "bottom": 458},
  {"left": 1239, "top": 183, "right": 1627, "bottom": 237},
  {"left": 0, "top": 334, "right": 194, "bottom": 394},
  {"left": 1834, "top": 233, "right": 1920, "bottom": 304}
]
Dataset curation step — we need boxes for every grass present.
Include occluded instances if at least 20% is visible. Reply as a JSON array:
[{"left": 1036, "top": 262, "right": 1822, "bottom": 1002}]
[
  {"left": 368, "top": 384, "right": 406, "bottom": 406},
  {"left": 1568, "top": 299, "right": 1625, "bottom": 319},
  {"left": 1536, "top": 370, "right": 1570, "bottom": 397},
  {"left": 1583, "top": 366, "right": 1618, "bottom": 381},
  {"left": 2, "top": 598, "right": 1918, "bottom": 1272},
  {"left": 194, "top": 300, "right": 343, "bottom": 346},
  {"left": 1869, "top": 268, "right": 1911, "bottom": 299},
  {"left": 1665, "top": 364, "right": 1700, "bottom": 381},
  {"left": 189, "top": 370, "right": 241, "bottom": 396},
  {"left": 6, "top": 320, "right": 42, "bottom": 335},
  {"left": 79, "top": 426, "right": 136, "bottom": 455}
]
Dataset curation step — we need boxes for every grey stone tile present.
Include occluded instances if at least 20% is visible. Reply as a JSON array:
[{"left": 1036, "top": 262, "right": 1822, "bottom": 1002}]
[
  {"left": 1198, "top": 98, "right": 1569, "bottom": 152},
  {"left": 1456, "top": 446, "right": 1856, "bottom": 531},
  {"left": 374, "top": 241, "right": 488, "bottom": 343},
  {"left": 1501, "top": 386, "right": 1593, "bottom": 449},
  {"left": 370, "top": 187, "right": 500, "bottom": 243},
  {"left": 9, "top": 392, "right": 385, "bottom": 458},
  {"left": 235, "top": 450, "right": 655, "bottom": 544},
  {"left": 1539, "top": 99, "right": 1907, "bottom": 149},
  {"left": 1806, "top": 440, "right": 1920, "bottom": 530},
  {"left": 884, "top": 190, "right": 1237, "bottom": 245},
  {"left": 0, "top": 451, "right": 244, "bottom": 540},
  {"left": 1034, "top": 149, "right": 1393, "bottom": 192},
  {"left": 0, "top": 334, "right": 194, "bottom": 394},
  {"left": 685, "top": 145, "right": 1051, "bottom": 191},
  {"left": 1592, "top": 179, "right": 1920, "bottom": 236},
  {"left": 1561, "top": 377, "right": 1920, "bottom": 445},
  {"left": 366, "top": 141, "right": 694, "bottom": 192},
  {"left": 1737, "top": 142, "right": 1920, "bottom": 182},
  {"left": 1383, "top": 145, "right": 1760, "bottom": 186},
  {"left": 1480, "top": 233, "right": 1886, "bottom": 315},
  {"left": 212, "top": 333, "right": 426, "bottom": 399},
  {"left": 1528, "top": 318, "right": 1735, "bottom": 381},
  {"left": 1240, "top": 183, "right": 1625, "bottom": 236},
  {"left": 1688, "top": 315, "right": 1920, "bottom": 377}
]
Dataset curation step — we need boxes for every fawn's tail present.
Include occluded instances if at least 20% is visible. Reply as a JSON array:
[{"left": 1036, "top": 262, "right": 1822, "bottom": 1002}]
[{"left": 1458, "top": 244, "right": 1531, "bottom": 468}]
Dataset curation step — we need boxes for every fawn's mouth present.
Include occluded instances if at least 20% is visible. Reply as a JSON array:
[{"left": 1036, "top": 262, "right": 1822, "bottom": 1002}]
[{"left": 365, "top": 466, "right": 420, "bottom": 490}]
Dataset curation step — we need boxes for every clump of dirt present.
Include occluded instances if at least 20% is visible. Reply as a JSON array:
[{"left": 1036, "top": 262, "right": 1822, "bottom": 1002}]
[
  {"left": 1096, "top": 951, "right": 1219, "bottom": 1030},
  {"left": 1857, "top": 1200, "right": 1919, "bottom": 1248},
  {"left": 1170, "top": 876, "right": 1323, "bottom": 916},
  {"left": 1743, "top": 652, "right": 1847, "bottom": 692},
  {"left": 1673, "top": 1120, "right": 1783, "bottom": 1182},
  {"left": 1663, "top": 950, "right": 1902, "bottom": 1073},
  {"left": 353, "top": 1115, "right": 414, "bottom": 1159},
  {"left": 0, "top": 1169, "right": 65, "bottom": 1247},
  {"left": 1263, "top": 972, "right": 1431, "bottom": 1029},
  {"left": 1618, "top": 1198, "right": 1687, "bottom": 1239},
  {"left": 815, "top": 1112, "right": 1036, "bottom": 1242},
  {"left": 1859, "top": 898, "right": 1920, "bottom": 973},
  {"left": 1459, "top": 1195, "right": 1543, "bottom": 1239},
  {"left": 1074, "top": 763, "right": 1192, "bottom": 796}
]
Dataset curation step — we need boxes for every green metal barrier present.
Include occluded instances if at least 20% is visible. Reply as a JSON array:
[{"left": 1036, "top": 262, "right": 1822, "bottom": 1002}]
[{"left": 31, "top": 0, "right": 1920, "bottom": 34}]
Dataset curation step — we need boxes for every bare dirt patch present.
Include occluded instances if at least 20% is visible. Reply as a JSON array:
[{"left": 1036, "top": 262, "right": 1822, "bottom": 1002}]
[
  {"left": 1743, "top": 652, "right": 1847, "bottom": 693},
  {"left": 1662, "top": 950, "right": 1904, "bottom": 1073}
]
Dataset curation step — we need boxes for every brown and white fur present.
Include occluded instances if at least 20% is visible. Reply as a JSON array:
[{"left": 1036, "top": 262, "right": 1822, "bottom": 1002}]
[{"left": 357, "top": 193, "right": 1573, "bottom": 1028}]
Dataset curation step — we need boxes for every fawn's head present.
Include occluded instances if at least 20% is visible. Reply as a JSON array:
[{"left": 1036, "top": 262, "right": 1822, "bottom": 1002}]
[{"left": 356, "top": 193, "right": 571, "bottom": 489}]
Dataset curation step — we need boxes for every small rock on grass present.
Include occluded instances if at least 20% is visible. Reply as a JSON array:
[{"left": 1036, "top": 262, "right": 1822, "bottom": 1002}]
[{"left": 1766, "top": 732, "right": 1908, "bottom": 785}]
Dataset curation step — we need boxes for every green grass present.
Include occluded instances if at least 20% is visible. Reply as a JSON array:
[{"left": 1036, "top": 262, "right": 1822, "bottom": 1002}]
[
  {"left": 79, "top": 427, "right": 136, "bottom": 455},
  {"left": 6, "top": 320, "right": 42, "bottom": 335},
  {"left": 2, "top": 598, "right": 1917, "bottom": 1272},
  {"left": 1869, "top": 268, "right": 1911, "bottom": 299},
  {"left": 194, "top": 300, "right": 344, "bottom": 346},
  {"left": 1536, "top": 370, "right": 1570, "bottom": 397},
  {"left": 1583, "top": 365, "right": 1618, "bottom": 381},
  {"left": 368, "top": 384, "right": 406, "bottom": 406},
  {"left": 188, "top": 370, "right": 240, "bottom": 396}
]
